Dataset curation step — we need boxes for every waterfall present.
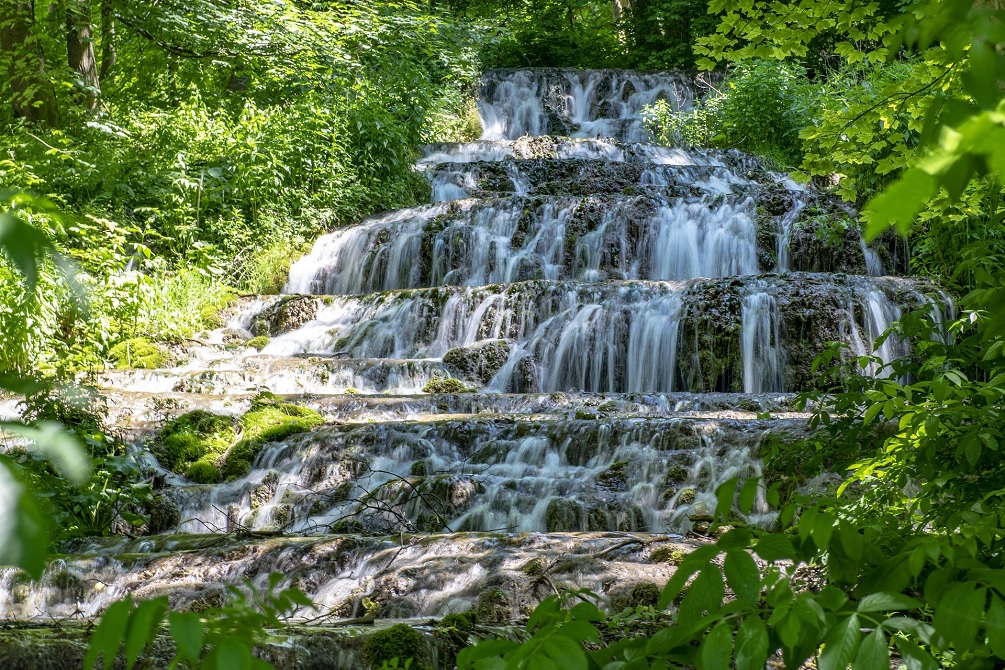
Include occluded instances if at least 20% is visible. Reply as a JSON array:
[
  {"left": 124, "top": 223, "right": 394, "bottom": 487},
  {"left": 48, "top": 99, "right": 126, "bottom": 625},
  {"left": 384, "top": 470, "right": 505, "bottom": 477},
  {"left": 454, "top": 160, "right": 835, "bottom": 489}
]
[
  {"left": 5, "top": 68, "right": 955, "bottom": 637},
  {"left": 742, "top": 290, "right": 786, "bottom": 393}
]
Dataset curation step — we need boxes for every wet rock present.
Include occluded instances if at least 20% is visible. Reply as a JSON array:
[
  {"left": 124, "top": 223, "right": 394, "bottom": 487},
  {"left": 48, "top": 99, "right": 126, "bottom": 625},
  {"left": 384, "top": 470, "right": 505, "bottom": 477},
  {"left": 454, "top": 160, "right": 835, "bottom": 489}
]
[
  {"left": 475, "top": 588, "right": 512, "bottom": 624},
  {"left": 147, "top": 493, "right": 181, "bottom": 534},
  {"left": 443, "top": 340, "right": 511, "bottom": 384}
]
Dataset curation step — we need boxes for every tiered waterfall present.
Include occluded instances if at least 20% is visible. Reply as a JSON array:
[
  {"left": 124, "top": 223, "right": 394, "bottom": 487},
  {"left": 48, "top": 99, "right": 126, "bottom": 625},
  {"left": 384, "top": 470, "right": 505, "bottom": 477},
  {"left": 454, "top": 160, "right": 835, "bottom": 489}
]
[{"left": 0, "top": 69, "right": 950, "bottom": 667}]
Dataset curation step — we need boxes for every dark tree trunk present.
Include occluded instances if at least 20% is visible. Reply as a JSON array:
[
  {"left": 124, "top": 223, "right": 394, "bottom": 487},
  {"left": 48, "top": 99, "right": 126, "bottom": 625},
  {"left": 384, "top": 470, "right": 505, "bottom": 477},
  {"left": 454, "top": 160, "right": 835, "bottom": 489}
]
[
  {"left": 98, "top": 0, "right": 114, "bottom": 82},
  {"left": 0, "top": 0, "right": 60, "bottom": 124},
  {"left": 66, "top": 0, "right": 99, "bottom": 109}
]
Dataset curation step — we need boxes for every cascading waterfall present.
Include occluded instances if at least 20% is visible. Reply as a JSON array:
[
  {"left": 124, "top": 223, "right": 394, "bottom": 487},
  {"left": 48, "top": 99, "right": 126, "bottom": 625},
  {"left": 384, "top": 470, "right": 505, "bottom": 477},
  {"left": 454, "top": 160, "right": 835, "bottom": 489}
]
[{"left": 0, "top": 68, "right": 955, "bottom": 657}]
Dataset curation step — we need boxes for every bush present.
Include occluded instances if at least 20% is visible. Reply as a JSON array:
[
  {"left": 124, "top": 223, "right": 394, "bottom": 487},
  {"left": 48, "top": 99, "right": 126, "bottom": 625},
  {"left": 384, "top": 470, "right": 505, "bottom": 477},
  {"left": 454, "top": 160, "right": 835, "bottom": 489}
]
[
  {"left": 361, "top": 623, "right": 423, "bottom": 669},
  {"left": 644, "top": 60, "right": 813, "bottom": 166}
]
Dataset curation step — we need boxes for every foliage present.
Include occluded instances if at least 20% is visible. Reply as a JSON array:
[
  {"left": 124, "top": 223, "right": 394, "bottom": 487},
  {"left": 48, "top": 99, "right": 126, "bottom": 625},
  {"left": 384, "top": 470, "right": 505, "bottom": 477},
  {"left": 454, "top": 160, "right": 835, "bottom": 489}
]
[
  {"left": 221, "top": 395, "right": 323, "bottom": 479},
  {"left": 153, "top": 410, "right": 237, "bottom": 481},
  {"left": 644, "top": 60, "right": 813, "bottom": 166},
  {"left": 85, "top": 573, "right": 312, "bottom": 670},
  {"left": 451, "top": 0, "right": 625, "bottom": 68}
]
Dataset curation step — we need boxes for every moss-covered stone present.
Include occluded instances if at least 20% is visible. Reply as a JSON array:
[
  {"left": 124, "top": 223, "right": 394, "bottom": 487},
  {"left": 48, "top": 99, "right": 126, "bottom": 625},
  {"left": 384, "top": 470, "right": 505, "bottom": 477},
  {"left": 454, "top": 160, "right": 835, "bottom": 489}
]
[
  {"left": 422, "top": 377, "right": 473, "bottom": 394},
  {"left": 147, "top": 493, "right": 181, "bottom": 534},
  {"left": 221, "top": 395, "right": 324, "bottom": 479},
  {"left": 109, "top": 337, "right": 172, "bottom": 370},
  {"left": 443, "top": 340, "right": 511, "bottom": 384},
  {"left": 650, "top": 547, "right": 688, "bottom": 565},
  {"left": 677, "top": 488, "right": 697, "bottom": 505},
  {"left": 475, "top": 588, "right": 510, "bottom": 624},
  {"left": 246, "top": 335, "right": 270, "bottom": 351},
  {"left": 596, "top": 461, "right": 629, "bottom": 491},
  {"left": 361, "top": 623, "right": 424, "bottom": 669},
  {"left": 610, "top": 581, "right": 662, "bottom": 611},
  {"left": 153, "top": 410, "right": 236, "bottom": 476}
]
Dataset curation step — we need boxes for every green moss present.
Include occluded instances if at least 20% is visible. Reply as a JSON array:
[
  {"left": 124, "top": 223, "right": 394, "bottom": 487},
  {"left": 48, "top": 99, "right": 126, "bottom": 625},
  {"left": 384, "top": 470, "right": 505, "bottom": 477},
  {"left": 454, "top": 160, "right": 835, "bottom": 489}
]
[
  {"left": 154, "top": 410, "right": 236, "bottom": 476},
  {"left": 221, "top": 396, "right": 324, "bottom": 479},
  {"left": 343, "top": 387, "right": 361, "bottom": 395},
  {"left": 596, "top": 461, "right": 629, "bottom": 491},
  {"left": 422, "top": 377, "right": 473, "bottom": 394},
  {"left": 361, "top": 623, "right": 423, "bottom": 669},
  {"left": 475, "top": 589, "right": 510, "bottom": 623},
  {"left": 677, "top": 488, "right": 697, "bottom": 505},
  {"left": 109, "top": 337, "right": 171, "bottom": 370},
  {"left": 665, "top": 465, "right": 689, "bottom": 484},
  {"left": 610, "top": 581, "right": 662, "bottom": 612},
  {"left": 185, "top": 459, "right": 222, "bottom": 484},
  {"left": 650, "top": 547, "right": 688, "bottom": 565},
  {"left": 438, "top": 611, "right": 477, "bottom": 631},
  {"left": 410, "top": 461, "right": 427, "bottom": 476},
  {"left": 246, "top": 336, "right": 270, "bottom": 351}
]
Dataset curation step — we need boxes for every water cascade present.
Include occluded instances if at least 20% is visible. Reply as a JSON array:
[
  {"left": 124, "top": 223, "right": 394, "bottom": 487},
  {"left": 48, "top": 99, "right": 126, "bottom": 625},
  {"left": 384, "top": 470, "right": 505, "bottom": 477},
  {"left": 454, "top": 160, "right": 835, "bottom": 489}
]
[{"left": 1, "top": 68, "right": 952, "bottom": 665}]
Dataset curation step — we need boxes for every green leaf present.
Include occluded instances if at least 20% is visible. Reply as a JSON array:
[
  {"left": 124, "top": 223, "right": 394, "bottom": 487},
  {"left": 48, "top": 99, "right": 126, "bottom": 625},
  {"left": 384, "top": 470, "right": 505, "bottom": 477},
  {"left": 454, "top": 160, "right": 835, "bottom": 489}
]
[
  {"left": 933, "top": 583, "right": 986, "bottom": 649},
  {"left": 2, "top": 422, "right": 90, "bottom": 484},
  {"left": 856, "top": 592, "right": 921, "bottom": 613},
  {"left": 714, "top": 477, "right": 738, "bottom": 520},
  {"left": 542, "top": 635, "right": 587, "bottom": 670},
  {"left": 0, "top": 209, "right": 52, "bottom": 288},
  {"left": 895, "top": 637, "right": 938, "bottom": 670},
  {"left": 85, "top": 597, "right": 133, "bottom": 670},
  {"left": 735, "top": 616, "right": 769, "bottom": 670},
  {"left": 125, "top": 597, "right": 169, "bottom": 668},
  {"left": 754, "top": 534, "right": 795, "bottom": 562},
  {"left": 214, "top": 638, "right": 253, "bottom": 670},
  {"left": 863, "top": 168, "right": 936, "bottom": 238},
  {"left": 0, "top": 461, "right": 49, "bottom": 579},
  {"left": 818, "top": 614, "right": 860, "bottom": 670},
  {"left": 169, "top": 612, "right": 205, "bottom": 664},
  {"left": 987, "top": 595, "right": 1005, "bottom": 659},
  {"left": 699, "top": 621, "right": 732, "bottom": 670},
  {"left": 724, "top": 550, "right": 761, "bottom": 604},
  {"left": 854, "top": 629, "right": 889, "bottom": 670}
]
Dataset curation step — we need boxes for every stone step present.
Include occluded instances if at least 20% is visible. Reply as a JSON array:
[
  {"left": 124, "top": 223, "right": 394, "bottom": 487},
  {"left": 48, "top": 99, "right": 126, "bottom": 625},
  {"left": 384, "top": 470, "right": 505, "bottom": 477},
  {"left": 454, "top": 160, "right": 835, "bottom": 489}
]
[
  {"left": 8, "top": 532, "right": 703, "bottom": 622},
  {"left": 286, "top": 193, "right": 896, "bottom": 297},
  {"left": 238, "top": 274, "right": 946, "bottom": 394}
]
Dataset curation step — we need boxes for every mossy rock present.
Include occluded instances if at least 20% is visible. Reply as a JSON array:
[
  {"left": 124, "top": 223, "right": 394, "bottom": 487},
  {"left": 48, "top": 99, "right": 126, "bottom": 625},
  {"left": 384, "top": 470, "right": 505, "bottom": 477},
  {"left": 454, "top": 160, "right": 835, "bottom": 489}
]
[
  {"left": 154, "top": 410, "right": 236, "bottom": 476},
  {"left": 361, "top": 623, "right": 424, "bottom": 669},
  {"left": 442, "top": 340, "right": 511, "bottom": 384},
  {"left": 677, "top": 487, "right": 697, "bottom": 505},
  {"left": 596, "top": 461, "right": 629, "bottom": 491},
  {"left": 665, "top": 465, "right": 689, "bottom": 484},
  {"left": 199, "top": 304, "right": 226, "bottom": 329},
  {"left": 246, "top": 336, "right": 270, "bottom": 351},
  {"left": 422, "top": 377, "right": 473, "bottom": 394},
  {"left": 147, "top": 494, "right": 181, "bottom": 534},
  {"left": 221, "top": 396, "right": 324, "bottom": 479},
  {"left": 109, "top": 337, "right": 172, "bottom": 370},
  {"left": 610, "top": 582, "right": 662, "bottom": 612},
  {"left": 650, "top": 547, "right": 688, "bottom": 565},
  {"left": 184, "top": 456, "right": 221, "bottom": 483},
  {"left": 475, "top": 589, "right": 511, "bottom": 624},
  {"left": 438, "top": 611, "right": 477, "bottom": 632}
]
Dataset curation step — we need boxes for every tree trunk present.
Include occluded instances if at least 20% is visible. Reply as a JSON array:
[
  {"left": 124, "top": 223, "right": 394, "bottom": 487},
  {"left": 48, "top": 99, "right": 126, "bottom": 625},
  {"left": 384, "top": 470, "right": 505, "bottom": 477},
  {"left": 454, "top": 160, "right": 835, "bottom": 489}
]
[
  {"left": 99, "top": 0, "right": 114, "bottom": 82},
  {"left": 66, "top": 0, "right": 99, "bottom": 109},
  {"left": 0, "top": 0, "right": 60, "bottom": 124}
]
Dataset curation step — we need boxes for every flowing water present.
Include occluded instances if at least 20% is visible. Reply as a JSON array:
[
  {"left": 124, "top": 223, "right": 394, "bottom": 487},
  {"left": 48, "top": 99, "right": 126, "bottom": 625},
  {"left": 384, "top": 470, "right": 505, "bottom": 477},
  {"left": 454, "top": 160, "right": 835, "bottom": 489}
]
[{"left": 1, "top": 68, "right": 954, "bottom": 666}]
